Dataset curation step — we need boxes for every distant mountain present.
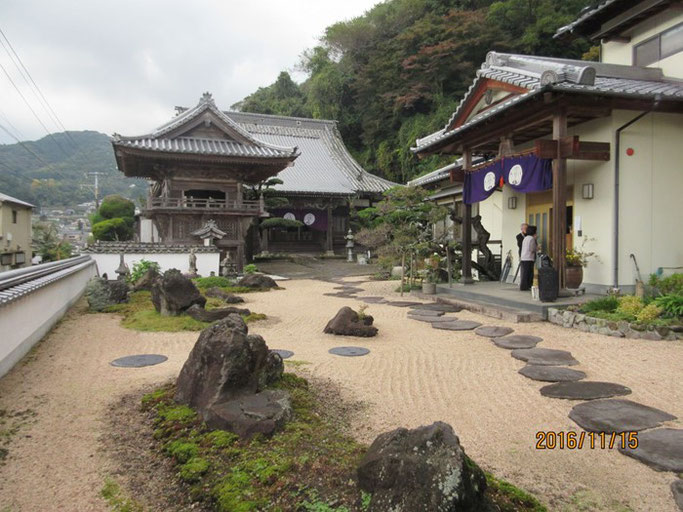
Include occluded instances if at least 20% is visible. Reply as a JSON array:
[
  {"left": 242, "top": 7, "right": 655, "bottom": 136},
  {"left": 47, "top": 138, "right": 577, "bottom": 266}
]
[{"left": 0, "top": 130, "right": 146, "bottom": 208}]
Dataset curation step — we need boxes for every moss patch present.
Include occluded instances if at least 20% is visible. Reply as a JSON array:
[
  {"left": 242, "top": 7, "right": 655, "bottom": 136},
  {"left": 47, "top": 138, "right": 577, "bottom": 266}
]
[
  {"left": 101, "top": 478, "right": 144, "bottom": 512},
  {"left": 103, "top": 291, "right": 267, "bottom": 332},
  {"left": 140, "top": 376, "right": 545, "bottom": 512}
]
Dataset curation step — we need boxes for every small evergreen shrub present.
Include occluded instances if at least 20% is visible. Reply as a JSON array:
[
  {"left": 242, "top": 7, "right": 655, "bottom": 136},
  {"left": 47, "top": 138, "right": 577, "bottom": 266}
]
[
  {"left": 243, "top": 264, "right": 259, "bottom": 274},
  {"left": 129, "top": 259, "right": 160, "bottom": 283},
  {"left": 616, "top": 296, "right": 644, "bottom": 317},
  {"left": 194, "top": 276, "right": 232, "bottom": 288},
  {"left": 579, "top": 296, "right": 619, "bottom": 314},
  {"left": 648, "top": 273, "right": 683, "bottom": 295},
  {"left": 635, "top": 304, "right": 662, "bottom": 324}
]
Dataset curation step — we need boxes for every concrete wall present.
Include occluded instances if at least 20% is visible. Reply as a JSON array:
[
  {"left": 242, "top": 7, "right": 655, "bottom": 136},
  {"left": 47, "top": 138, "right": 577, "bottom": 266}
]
[
  {"left": 0, "top": 259, "right": 96, "bottom": 379},
  {"left": 0, "top": 202, "right": 33, "bottom": 271},
  {"left": 601, "top": 8, "right": 683, "bottom": 78},
  {"left": 90, "top": 251, "right": 220, "bottom": 278}
]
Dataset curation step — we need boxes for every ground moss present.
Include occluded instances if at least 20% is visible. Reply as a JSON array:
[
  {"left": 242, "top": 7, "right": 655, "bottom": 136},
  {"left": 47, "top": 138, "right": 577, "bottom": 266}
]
[
  {"left": 103, "top": 291, "right": 267, "bottom": 332},
  {"left": 141, "top": 377, "right": 545, "bottom": 511},
  {"left": 100, "top": 478, "right": 144, "bottom": 512}
]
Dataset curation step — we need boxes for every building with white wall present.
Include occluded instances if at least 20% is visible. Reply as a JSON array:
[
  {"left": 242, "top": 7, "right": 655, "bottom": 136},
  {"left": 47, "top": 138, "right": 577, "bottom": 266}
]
[{"left": 0, "top": 192, "right": 34, "bottom": 272}]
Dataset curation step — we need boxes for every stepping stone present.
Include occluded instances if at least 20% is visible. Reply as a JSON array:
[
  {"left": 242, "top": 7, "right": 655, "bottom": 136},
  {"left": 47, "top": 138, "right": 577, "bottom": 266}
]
[
  {"left": 407, "top": 309, "right": 444, "bottom": 317},
  {"left": 494, "top": 335, "right": 543, "bottom": 349},
  {"left": 671, "top": 480, "right": 683, "bottom": 511},
  {"left": 410, "top": 303, "right": 461, "bottom": 313},
  {"left": 619, "top": 428, "right": 683, "bottom": 472},
  {"left": 333, "top": 286, "right": 364, "bottom": 292},
  {"left": 110, "top": 354, "right": 168, "bottom": 368},
  {"left": 408, "top": 315, "right": 457, "bottom": 323},
  {"left": 329, "top": 346, "right": 370, "bottom": 357},
  {"left": 511, "top": 348, "right": 579, "bottom": 366},
  {"left": 518, "top": 365, "right": 586, "bottom": 382},
  {"left": 474, "top": 326, "right": 514, "bottom": 338},
  {"left": 323, "top": 292, "right": 358, "bottom": 298},
  {"left": 358, "top": 296, "right": 386, "bottom": 304},
  {"left": 385, "top": 301, "right": 423, "bottom": 307},
  {"left": 569, "top": 399, "right": 677, "bottom": 433},
  {"left": 432, "top": 320, "right": 482, "bottom": 331},
  {"left": 270, "top": 349, "right": 294, "bottom": 359},
  {"left": 540, "top": 381, "right": 631, "bottom": 400}
]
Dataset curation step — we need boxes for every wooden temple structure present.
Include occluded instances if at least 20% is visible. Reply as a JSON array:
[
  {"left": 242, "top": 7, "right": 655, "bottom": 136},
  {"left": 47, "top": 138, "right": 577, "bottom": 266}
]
[
  {"left": 112, "top": 92, "right": 300, "bottom": 270},
  {"left": 413, "top": 51, "right": 683, "bottom": 289}
]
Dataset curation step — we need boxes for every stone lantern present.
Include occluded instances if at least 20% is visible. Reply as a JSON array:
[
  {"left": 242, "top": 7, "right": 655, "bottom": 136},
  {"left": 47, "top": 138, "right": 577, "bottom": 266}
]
[{"left": 345, "top": 229, "right": 355, "bottom": 262}]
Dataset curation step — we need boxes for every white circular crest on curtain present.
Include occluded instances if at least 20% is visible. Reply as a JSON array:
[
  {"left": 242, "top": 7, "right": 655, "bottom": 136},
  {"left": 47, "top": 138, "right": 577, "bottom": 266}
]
[
  {"left": 484, "top": 171, "right": 496, "bottom": 191},
  {"left": 508, "top": 164, "right": 523, "bottom": 186},
  {"left": 283, "top": 212, "right": 296, "bottom": 220},
  {"left": 303, "top": 213, "right": 316, "bottom": 226}
]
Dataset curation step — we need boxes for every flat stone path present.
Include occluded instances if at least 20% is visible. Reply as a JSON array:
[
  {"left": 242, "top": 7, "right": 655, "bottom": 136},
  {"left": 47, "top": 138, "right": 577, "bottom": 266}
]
[
  {"left": 432, "top": 320, "right": 482, "bottom": 331},
  {"left": 511, "top": 347, "right": 579, "bottom": 366},
  {"left": 270, "top": 349, "right": 294, "bottom": 359},
  {"left": 474, "top": 326, "right": 514, "bottom": 338},
  {"left": 518, "top": 365, "right": 586, "bottom": 382},
  {"left": 358, "top": 297, "right": 386, "bottom": 304},
  {"left": 407, "top": 309, "right": 444, "bottom": 317},
  {"left": 568, "top": 399, "right": 677, "bottom": 433},
  {"left": 618, "top": 428, "right": 683, "bottom": 472},
  {"left": 410, "top": 303, "right": 461, "bottom": 313},
  {"left": 493, "top": 335, "right": 543, "bottom": 349},
  {"left": 408, "top": 315, "right": 458, "bottom": 323},
  {"left": 385, "top": 301, "right": 423, "bottom": 307},
  {"left": 328, "top": 346, "right": 370, "bottom": 357},
  {"left": 109, "top": 354, "right": 168, "bottom": 368},
  {"left": 539, "top": 381, "right": 631, "bottom": 400}
]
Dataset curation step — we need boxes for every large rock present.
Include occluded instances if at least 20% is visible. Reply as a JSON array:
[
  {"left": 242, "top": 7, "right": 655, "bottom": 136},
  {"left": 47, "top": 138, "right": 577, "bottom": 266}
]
[
  {"left": 186, "top": 304, "right": 251, "bottom": 323},
  {"left": 357, "top": 422, "right": 487, "bottom": 512},
  {"left": 151, "top": 269, "right": 206, "bottom": 316},
  {"left": 85, "top": 277, "right": 129, "bottom": 311},
  {"left": 132, "top": 267, "right": 160, "bottom": 291},
  {"left": 175, "top": 314, "right": 287, "bottom": 437},
  {"left": 324, "top": 306, "right": 378, "bottom": 337},
  {"left": 204, "top": 287, "right": 244, "bottom": 303},
  {"left": 237, "top": 273, "right": 279, "bottom": 289}
]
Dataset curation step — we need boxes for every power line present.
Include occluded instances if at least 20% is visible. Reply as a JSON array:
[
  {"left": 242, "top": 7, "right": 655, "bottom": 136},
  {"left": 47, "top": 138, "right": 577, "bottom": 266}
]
[
  {"left": 0, "top": 107, "right": 26, "bottom": 141},
  {"left": 0, "top": 120, "right": 51, "bottom": 167},
  {"left": 0, "top": 59, "right": 71, "bottom": 158},
  {"left": 0, "top": 27, "right": 78, "bottom": 149}
]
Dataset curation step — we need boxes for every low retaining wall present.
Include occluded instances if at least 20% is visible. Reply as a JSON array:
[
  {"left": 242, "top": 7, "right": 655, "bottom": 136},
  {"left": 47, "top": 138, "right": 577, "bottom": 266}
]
[
  {"left": 0, "top": 257, "right": 97, "bottom": 378},
  {"left": 547, "top": 308, "right": 682, "bottom": 341}
]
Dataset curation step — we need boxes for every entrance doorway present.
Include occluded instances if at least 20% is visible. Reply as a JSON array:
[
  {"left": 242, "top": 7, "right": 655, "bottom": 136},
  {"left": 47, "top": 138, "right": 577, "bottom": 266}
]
[{"left": 525, "top": 187, "right": 574, "bottom": 255}]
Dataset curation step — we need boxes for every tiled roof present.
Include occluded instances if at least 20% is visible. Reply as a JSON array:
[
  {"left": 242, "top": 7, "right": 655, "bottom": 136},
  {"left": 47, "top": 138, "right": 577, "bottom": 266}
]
[
  {"left": 113, "top": 92, "right": 299, "bottom": 160},
  {"left": 413, "top": 52, "right": 683, "bottom": 153},
  {"left": 0, "top": 256, "right": 94, "bottom": 307},
  {"left": 83, "top": 242, "right": 219, "bottom": 254},
  {"left": 554, "top": 0, "right": 672, "bottom": 40},
  {"left": 407, "top": 157, "right": 484, "bottom": 187},
  {"left": 0, "top": 192, "right": 34, "bottom": 208},
  {"left": 225, "top": 111, "right": 397, "bottom": 196}
]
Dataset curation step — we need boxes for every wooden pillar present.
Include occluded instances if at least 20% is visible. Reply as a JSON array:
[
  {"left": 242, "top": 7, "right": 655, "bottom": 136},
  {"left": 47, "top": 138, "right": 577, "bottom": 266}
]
[
  {"left": 325, "top": 203, "right": 334, "bottom": 255},
  {"left": 552, "top": 107, "right": 568, "bottom": 288},
  {"left": 461, "top": 147, "right": 474, "bottom": 284}
]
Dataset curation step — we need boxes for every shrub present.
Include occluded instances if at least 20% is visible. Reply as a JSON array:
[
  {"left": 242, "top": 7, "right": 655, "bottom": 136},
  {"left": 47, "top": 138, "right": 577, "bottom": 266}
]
[
  {"left": 194, "top": 276, "right": 232, "bottom": 288},
  {"left": 92, "top": 218, "right": 133, "bottom": 241},
  {"left": 649, "top": 273, "right": 683, "bottom": 296},
  {"left": 616, "top": 296, "right": 644, "bottom": 317},
  {"left": 129, "top": 259, "right": 160, "bottom": 283},
  {"left": 636, "top": 304, "right": 662, "bottom": 324},
  {"left": 98, "top": 195, "right": 135, "bottom": 220},
  {"left": 653, "top": 294, "right": 683, "bottom": 318},
  {"left": 579, "top": 296, "right": 619, "bottom": 314},
  {"left": 244, "top": 264, "right": 258, "bottom": 274}
]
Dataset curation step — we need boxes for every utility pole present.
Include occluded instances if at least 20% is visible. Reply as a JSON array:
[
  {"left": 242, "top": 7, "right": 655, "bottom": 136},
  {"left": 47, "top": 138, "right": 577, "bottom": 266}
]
[{"left": 81, "top": 171, "right": 105, "bottom": 208}]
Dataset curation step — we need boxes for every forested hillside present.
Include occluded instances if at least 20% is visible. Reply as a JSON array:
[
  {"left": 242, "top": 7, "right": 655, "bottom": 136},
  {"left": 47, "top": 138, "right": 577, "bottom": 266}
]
[
  {"left": 0, "top": 130, "right": 145, "bottom": 208},
  {"left": 234, "top": 0, "right": 594, "bottom": 183}
]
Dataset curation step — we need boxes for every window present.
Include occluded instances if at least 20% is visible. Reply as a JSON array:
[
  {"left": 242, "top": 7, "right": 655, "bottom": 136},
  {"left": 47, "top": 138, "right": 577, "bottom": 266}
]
[
  {"left": 634, "top": 23, "right": 683, "bottom": 66},
  {"left": 12, "top": 210, "right": 17, "bottom": 223}
]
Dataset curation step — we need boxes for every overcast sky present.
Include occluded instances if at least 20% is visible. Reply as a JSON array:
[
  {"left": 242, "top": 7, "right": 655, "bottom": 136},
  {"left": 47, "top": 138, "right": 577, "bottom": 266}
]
[{"left": 0, "top": 0, "right": 382, "bottom": 144}]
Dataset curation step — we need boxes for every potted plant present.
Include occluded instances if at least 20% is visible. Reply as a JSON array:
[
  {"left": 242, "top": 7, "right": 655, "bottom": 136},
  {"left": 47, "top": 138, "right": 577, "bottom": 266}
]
[
  {"left": 422, "top": 253, "right": 441, "bottom": 294},
  {"left": 565, "top": 238, "right": 599, "bottom": 289}
]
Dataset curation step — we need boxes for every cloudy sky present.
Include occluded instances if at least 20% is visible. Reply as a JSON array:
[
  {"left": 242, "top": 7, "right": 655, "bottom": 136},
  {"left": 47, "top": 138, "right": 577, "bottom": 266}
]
[{"left": 0, "top": 0, "right": 382, "bottom": 144}]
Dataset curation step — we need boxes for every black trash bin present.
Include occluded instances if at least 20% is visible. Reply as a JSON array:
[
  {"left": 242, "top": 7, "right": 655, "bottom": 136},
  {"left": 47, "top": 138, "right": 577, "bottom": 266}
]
[{"left": 537, "top": 254, "right": 558, "bottom": 302}]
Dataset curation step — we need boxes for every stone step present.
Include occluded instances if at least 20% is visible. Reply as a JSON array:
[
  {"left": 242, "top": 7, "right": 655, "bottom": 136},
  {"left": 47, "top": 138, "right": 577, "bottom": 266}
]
[{"left": 411, "top": 291, "right": 543, "bottom": 323}]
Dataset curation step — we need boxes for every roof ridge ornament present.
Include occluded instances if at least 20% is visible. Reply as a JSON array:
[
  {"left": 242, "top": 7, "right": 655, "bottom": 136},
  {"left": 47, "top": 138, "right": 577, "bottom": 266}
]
[{"left": 199, "top": 92, "right": 215, "bottom": 105}]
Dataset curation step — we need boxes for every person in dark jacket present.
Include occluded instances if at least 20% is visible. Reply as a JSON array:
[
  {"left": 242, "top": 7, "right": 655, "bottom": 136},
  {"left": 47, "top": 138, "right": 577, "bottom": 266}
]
[
  {"left": 516, "top": 223, "right": 528, "bottom": 257},
  {"left": 520, "top": 225, "right": 538, "bottom": 291}
]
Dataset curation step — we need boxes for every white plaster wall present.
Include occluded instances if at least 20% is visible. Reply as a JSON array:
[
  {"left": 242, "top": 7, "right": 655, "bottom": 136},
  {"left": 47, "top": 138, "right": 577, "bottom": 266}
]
[
  {"left": 0, "top": 260, "right": 97, "bottom": 378},
  {"left": 91, "top": 252, "right": 220, "bottom": 278},
  {"left": 477, "top": 192, "right": 503, "bottom": 242},
  {"left": 501, "top": 186, "right": 527, "bottom": 272},
  {"left": 601, "top": 8, "right": 683, "bottom": 78},
  {"left": 139, "top": 218, "right": 158, "bottom": 243}
]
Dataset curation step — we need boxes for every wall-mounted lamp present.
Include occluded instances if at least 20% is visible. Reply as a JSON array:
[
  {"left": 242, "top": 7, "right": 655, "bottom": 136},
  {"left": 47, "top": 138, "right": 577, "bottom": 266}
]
[
  {"left": 582, "top": 183, "right": 594, "bottom": 200},
  {"left": 507, "top": 196, "right": 517, "bottom": 209}
]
